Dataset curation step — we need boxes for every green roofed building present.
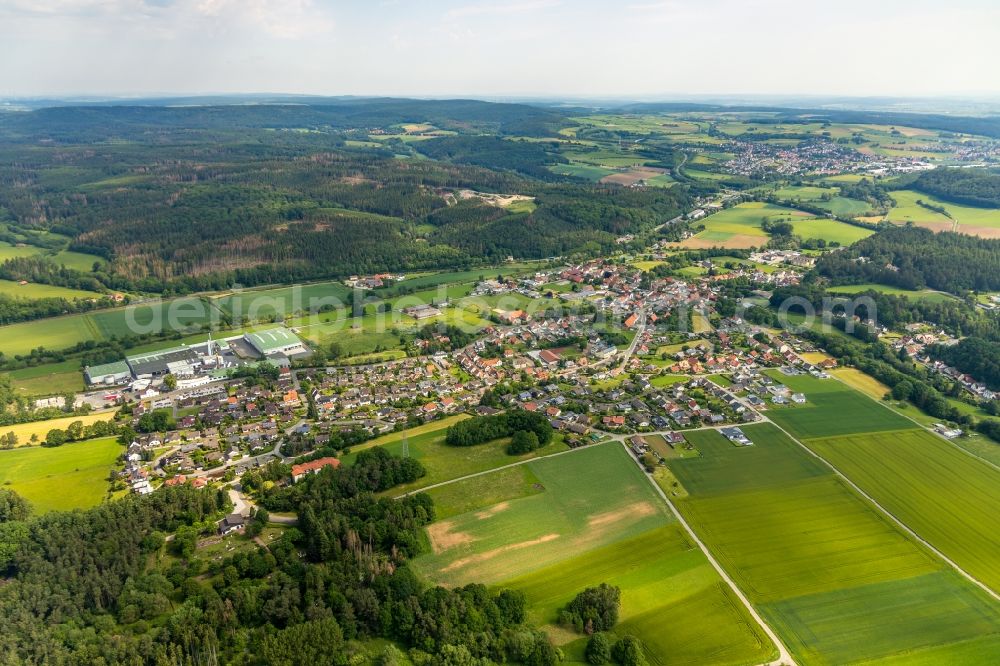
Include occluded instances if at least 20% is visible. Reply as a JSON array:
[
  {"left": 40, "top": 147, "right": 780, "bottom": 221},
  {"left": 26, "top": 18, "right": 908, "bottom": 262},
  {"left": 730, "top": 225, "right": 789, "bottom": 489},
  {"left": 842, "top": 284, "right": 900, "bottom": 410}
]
[
  {"left": 85, "top": 360, "right": 133, "bottom": 386},
  {"left": 243, "top": 328, "right": 306, "bottom": 357}
]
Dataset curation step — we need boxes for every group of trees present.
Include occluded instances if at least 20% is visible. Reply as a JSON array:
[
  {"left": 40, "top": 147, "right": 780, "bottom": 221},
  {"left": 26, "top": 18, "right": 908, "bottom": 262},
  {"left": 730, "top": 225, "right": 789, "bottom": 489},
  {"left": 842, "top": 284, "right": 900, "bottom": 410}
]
[
  {"left": 34, "top": 417, "right": 118, "bottom": 448},
  {"left": 554, "top": 584, "right": 647, "bottom": 666},
  {"left": 0, "top": 105, "right": 688, "bottom": 298},
  {"left": 0, "top": 438, "right": 578, "bottom": 664},
  {"left": 908, "top": 168, "right": 1000, "bottom": 208},
  {"left": 813, "top": 225, "right": 1000, "bottom": 294},
  {"left": 929, "top": 337, "right": 1000, "bottom": 391},
  {"left": 445, "top": 409, "right": 554, "bottom": 452}
]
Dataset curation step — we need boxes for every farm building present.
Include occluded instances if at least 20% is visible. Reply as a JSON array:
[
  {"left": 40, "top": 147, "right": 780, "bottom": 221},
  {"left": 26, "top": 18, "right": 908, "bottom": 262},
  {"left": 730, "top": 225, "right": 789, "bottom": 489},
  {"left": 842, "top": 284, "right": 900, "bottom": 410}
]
[
  {"left": 85, "top": 360, "right": 133, "bottom": 386},
  {"left": 244, "top": 328, "right": 308, "bottom": 358}
]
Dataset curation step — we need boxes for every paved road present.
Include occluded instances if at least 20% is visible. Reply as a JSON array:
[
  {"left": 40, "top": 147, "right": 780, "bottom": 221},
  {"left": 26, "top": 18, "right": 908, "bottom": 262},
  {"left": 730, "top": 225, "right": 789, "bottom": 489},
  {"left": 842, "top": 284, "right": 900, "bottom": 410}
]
[{"left": 626, "top": 440, "right": 797, "bottom": 666}]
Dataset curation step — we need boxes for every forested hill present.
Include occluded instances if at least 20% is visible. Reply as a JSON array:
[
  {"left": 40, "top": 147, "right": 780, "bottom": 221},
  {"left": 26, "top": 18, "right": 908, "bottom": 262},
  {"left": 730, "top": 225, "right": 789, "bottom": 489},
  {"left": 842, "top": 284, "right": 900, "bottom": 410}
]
[
  {"left": 812, "top": 225, "right": 1000, "bottom": 294},
  {"left": 616, "top": 102, "right": 1000, "bottom": 139},
  {"left": 0, "top": 98, "right": 570, "bottom": 142},
  {"left": 0, "top": 102, "right": 691, "bottom": 293},
  {"left": 907, "top": 168, "right": 1000, "bottom": 208}
]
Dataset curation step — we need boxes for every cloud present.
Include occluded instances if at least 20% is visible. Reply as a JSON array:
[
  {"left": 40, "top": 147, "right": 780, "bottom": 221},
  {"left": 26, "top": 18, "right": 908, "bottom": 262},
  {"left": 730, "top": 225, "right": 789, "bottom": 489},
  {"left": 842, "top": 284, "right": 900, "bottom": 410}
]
[
  {"left": 0, "top": 0, "right": 333, "bottom": 39},
  {"left": 444, "top": 0, "right": 560, "bottom": 20}
]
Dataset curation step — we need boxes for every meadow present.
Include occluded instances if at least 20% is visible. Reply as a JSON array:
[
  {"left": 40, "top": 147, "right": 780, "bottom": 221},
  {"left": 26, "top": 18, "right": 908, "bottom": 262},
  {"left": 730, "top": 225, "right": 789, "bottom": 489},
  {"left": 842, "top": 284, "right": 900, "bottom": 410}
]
[
  {"left": 771, "top": 185, "right": 871, "bottom": 218},
  {"left": 0, "top": 279, "right": 100, "bottom": 300},
  {"left": 0, "top": 242, "right": 105, "bottom": 271},
  {"left": 415, "top": 442, "right": 777, "bottom": 666},
  {"left": 787, "top": 217, "right": 874, "bottom": 245},
  {"left": 6, "top": 359, "right": 86, "bottom": 396},
  {"left": 765, "top": 373, "right": 913, "bottom": 439},
  {"left": 213, "top": 281, "right": 351, "bottom": 319},
  {"left": 412, "top": 443, "right": 671, "bottom": 586},
  {"left": 0, "top": 436, "right": 120, "bottom": 512},
  {"left": 678, "top": 202, "right": 812, "bottom": 249},
  {"left": 805, "top": 428, "right": 1000, "bottom": 595},
  {"left": 504, "top": 525, "right": 776, "bottom": 666},
  {"left": 0, "top": 297, "right": 226, "bottom": 357},
  {"left": 341, "top": 415, "right": 569, "bottom": 495},
  {"left": 881, "top": 189, "right": 1000, "bottom": 237},
  {"left": 668, "top": 424, "right": 1000, "bottom": 665},
  {"left": 827, "top": 283, "right": 957, "bottom": 304},
  {"left": 0, "top": 411, "right": 116, "bottom": 447}
]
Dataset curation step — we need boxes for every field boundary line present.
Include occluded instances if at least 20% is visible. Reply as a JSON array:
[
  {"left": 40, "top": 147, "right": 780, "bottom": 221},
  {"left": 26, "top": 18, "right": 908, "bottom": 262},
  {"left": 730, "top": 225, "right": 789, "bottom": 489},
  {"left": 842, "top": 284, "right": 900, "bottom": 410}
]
[
  {"left": 767, "top": 419, "right": 1000, "bottom": 604},
  {"left": 826, "top": 370, "right": 1000, "bottom": 475},
  {"left": 393, "top": 440, "right": 603, "bottom": 498},
  {"left": 623, "top": 441, "right": 797, "bottom": 666}
]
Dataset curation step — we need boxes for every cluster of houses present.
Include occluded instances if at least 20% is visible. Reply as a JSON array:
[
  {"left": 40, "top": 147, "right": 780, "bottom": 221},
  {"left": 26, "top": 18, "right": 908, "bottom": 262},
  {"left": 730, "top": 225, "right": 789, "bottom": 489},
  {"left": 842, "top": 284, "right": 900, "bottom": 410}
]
[{"left": 890, "top": 331, "right": 996, "bottom": 403}]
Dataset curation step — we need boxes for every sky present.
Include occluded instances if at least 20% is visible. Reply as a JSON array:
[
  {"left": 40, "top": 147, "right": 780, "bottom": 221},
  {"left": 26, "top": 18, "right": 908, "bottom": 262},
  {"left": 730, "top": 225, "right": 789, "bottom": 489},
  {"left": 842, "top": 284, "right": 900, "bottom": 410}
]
[{"left": 1, "top": 0, "right": 999, "bottom": 99}]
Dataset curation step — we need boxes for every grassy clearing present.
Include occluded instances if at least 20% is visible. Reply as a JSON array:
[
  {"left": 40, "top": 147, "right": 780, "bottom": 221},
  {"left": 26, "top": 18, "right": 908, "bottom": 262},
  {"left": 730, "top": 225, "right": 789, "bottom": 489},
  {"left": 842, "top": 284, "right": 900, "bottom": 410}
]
[
  {"left": 342, "top": 417, "right": 569, "bottom": 495},
  {"left": 423, "top": 465, "right": 545, "bottom": 520},
  {"left": 0, "top": 411, "right": 116, "bottom": 447},
  {"left": 504, "top": 525, "right": 776, "bottom": 666},
  {"left": 0, "top": 279, "right": 100, "bottom": 300},
  {"left": 549, "top": 163, "right": 616, "bottom": 181},
  {"left": 0, "top": 314, "right": 102, "bottom": 356},
  {"left": 827, "top": 283, "right": 956, "bottom": 303},
  {"left": 412, "top": 443, "right": 671, "bottom": 586},
  {"left": 805, "top": 428, "right": 1000, "bottom": 595},
  {"left": 4, "top": 359, "right": 86, "bottom": 396},
  {"left": 787, "top": 217, "right": 874, "bottom": 245},
  {"left": 679, "top": 202, "right": 812, "bottom": 249},
  {"left": 888, "top": 190, "right": 1000, "bottom": 235},
  {"left": 764, "top": 570, "right": 1000, "bottom": 666},
  {"left": 0, "top": 436, "right": 120, "bottom": 512},
  {"left": 765, "top": 374, "right": 913, "bottom": 439},
  {"left": 668, "top": 424, "right": 1000, "bottom": 664},
  {"left": 213, "top": 281, "right": 351, "bottom": 319},
  {"left": 830, "top": 367, "right": 891, "bottom": 400},
  {"left": 671, "top": 425, "right": 829, "bottom": 496}
]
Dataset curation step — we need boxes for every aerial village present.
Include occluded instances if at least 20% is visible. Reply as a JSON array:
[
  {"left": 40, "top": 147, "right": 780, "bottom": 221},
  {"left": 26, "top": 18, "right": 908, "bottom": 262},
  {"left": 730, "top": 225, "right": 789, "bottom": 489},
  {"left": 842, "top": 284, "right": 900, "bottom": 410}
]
[{"left": 90, "top": 252, "right": 895, "bottom": 527}]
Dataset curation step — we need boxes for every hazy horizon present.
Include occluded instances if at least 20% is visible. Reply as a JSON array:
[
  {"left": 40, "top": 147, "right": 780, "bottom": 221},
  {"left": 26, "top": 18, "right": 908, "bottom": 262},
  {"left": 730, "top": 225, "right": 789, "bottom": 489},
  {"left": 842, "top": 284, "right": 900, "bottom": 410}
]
[{"left": 2, "top": 0, "right": 999, "bottom": 99}]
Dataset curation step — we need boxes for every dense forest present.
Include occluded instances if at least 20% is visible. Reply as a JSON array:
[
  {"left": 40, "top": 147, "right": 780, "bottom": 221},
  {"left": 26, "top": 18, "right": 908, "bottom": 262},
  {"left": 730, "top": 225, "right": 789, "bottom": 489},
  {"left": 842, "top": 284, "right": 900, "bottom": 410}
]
[
  {"left": 0, "top": 447, "right": 576, "bottom": 664},
  {"left": 908, "top": 168, "right": 1000, "bottom": 208},
  {"left": 0, "top": 104, "right": 688, "bottom": 294},
  {"left": 0, "top": 98, "right": 570, "bottom": 143},
  {"left": 813, "top": 225, "right": 1000, "bottom": 293}
]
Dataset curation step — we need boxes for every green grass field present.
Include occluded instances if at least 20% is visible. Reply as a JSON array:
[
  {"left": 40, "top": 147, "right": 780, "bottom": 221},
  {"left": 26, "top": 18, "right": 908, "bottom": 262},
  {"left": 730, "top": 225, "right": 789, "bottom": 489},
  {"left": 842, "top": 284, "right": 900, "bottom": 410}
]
[
  {"left": 213, "top": 281, "right": 351, "bottom": 319},
  {"left": 504, "top": 525, "right": 776, "bottom": 666},
  {"left": 342, "top": 417, "right": 569, "bottom": 495},
  {"left": 787, "top": 217, "right": 874, "bottom": 245},
  {"left": 765, "top": 374, "right": 913, "bottom": 439},
  {"left": 887, "top": 190, "right": 1000, "bottom": 235},
  {"left": 0, "top": 314, "right": 103, "bottom": 356},
  {"left": 0, "top": 436, "right": 120, "bottom": 512},
  {"left": 0, "top": 242, "right": 105, "bottom": 272},
  {"left": 0, "top": 296, "right": 226, "bottom": 356},
  {"left": 827, "top": 283, "right": 957, "bottom": 303},
  {"left": 805, "top": 428, "right": 1000, "bottom": 595},
  {"left": 416, "top": 442, "right": 777, "bottom": 665},
  {"left": 413, "top": 443, "right": 672, "bottom": 586},
  {"left": 549, "top": 163, "right": 615, "bottom": 181},
  {"left": 668, "top": 423, "right": 1000, "bottom": 664},
  {"left": 5, "top": 359, "right": 86, "bottom": 396},
  {"left": 680, "top": 202, "right": 813, "bottom": 249},
  {"left": 0, "top": 279, "right": 100, "bottom": 300}
]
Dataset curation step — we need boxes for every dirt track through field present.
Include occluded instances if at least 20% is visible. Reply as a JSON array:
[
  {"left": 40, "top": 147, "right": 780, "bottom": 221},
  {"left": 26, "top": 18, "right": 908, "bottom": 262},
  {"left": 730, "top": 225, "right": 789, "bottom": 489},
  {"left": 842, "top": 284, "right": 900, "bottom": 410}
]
[{"left": 441, "top": 533, "right": 561, "bottom": 572}]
